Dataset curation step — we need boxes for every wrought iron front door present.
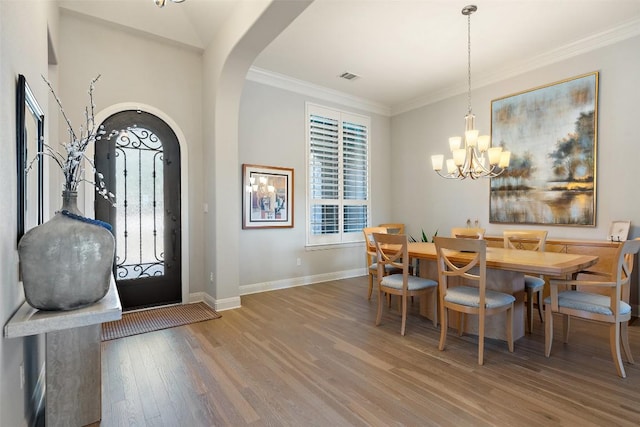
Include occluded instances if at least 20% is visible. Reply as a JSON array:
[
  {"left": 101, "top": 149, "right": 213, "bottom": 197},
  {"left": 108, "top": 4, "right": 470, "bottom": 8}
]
[{"left": 96, "top": 110, "right": 181, "bottom": 310}]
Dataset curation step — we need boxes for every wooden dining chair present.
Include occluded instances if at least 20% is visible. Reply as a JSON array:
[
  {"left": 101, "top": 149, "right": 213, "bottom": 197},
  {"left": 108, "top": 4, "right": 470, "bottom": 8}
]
[
  {"left": 451, "top": 227, "right": 485, "bottom": 239},
  {"left": 378, "top": 223, "right": 405, "bottom": 235},
  {"left": 379, "top": 223, "right": 416, "bottom": 277},
  {"left": 434, "top": 236, "right": 515, "bottom": 365},
  {"left": 372, "top": 233, "right": 438, "bottom": 335},
  {"left": 503, "top": 229, "right": 548, "bottom": 333},
  {"left": 362, "top": 227, "right": 400, "bottom": 300},
  {"left": 544, "top": 238, "right": 640, "bottom": 378}
]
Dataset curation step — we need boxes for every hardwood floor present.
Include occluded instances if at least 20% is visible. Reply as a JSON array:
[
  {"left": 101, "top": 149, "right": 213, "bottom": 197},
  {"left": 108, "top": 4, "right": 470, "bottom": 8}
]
[{"left": 97, "top": 277, "right": 640, "bottom": 426}]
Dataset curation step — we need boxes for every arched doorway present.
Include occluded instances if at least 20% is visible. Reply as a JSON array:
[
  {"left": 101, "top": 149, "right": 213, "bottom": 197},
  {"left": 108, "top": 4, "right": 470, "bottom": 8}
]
[{"left": 95, "top": 110, "right": 182, "bottom": 310}]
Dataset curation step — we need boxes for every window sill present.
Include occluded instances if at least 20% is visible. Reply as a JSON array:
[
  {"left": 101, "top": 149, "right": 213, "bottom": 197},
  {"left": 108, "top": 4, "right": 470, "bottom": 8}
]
[{"left": 305, "top": 241, "right": 363, "bottom": 251}]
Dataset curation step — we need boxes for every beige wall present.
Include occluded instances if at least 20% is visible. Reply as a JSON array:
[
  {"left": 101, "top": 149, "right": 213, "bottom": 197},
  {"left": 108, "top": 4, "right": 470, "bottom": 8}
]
[
  {"left": 57, "top": 10, "right": 206, "bottom": 297},
  {"left": 0, "top": 2, "right": 55, "bottom": 425},
  {"left": 237, "top": 80, "right": 392, "bottom": 288},
  {"left": 390, "top": 35, "right": 640, "bottom": 242}
]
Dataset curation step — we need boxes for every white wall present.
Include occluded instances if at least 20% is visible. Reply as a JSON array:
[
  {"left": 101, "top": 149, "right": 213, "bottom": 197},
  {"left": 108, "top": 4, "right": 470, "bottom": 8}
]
[
  {"left": 391, "top": 35, "right": 640, "bottom": 241},
  {"left": 57, "top": 10, "right": 205, "bottom": 295},
  {"left": 0, "top": 1, "right": 55, "bottom": 425},
  {"left": 238, "top": 80, "right": 392, "bottom": 289},
  {"left": 202, "top": 0, "right": 312, "bottom": 306}
]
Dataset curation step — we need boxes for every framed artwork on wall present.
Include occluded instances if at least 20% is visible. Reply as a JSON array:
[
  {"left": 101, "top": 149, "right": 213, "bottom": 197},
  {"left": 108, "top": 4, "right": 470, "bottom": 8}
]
[
  {"left": 17, "top": 74, "right": 44, "bottom": 243},
  {"left": 608, "top": 221, "right": 630, "bottom": 242},
  {"left": 489, "top": 72, "right": 598, "bottom": 226},
  {"left": 242, "top": 164, "right": 294, "bottom": 229}
]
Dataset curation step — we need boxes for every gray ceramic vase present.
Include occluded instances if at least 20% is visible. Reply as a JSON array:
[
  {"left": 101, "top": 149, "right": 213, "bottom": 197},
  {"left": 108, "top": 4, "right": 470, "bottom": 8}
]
[{"left": 18, "top": 191, "right": 115, "bottom": 311}]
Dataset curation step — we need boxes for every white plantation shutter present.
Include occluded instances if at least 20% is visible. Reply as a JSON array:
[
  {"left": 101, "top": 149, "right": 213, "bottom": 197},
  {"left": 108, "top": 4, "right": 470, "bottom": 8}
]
[{"left": 307, "top": 104, "right": 370, "bottom": 245}]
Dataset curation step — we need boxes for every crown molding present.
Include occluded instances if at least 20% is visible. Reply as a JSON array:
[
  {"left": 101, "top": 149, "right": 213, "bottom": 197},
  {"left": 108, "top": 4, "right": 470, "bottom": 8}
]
[
  {"left": 246, "top": 67, "right": 392, "bottom": 116},
  {"left": 249, "top": 18, "right": 640, "bottom": 117},
  {"left": 391, "top": 17, "right": 640, "bottom": 116}
]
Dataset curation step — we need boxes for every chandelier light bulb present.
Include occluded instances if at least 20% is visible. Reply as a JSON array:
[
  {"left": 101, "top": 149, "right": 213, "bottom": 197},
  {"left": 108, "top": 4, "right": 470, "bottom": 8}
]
[{"left": 431, "top": 154, "right": 444, "bottom": 171}]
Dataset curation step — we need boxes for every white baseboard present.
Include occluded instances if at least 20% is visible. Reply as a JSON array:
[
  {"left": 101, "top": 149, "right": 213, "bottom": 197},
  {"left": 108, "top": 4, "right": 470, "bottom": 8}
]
[
  {"left": 189, "top": 291, "right": 242, "bottom": 312},
  {"left": 189, "top": 268, "right": 367, "bottom": 311},
  {"left": 239, "top": 268, "right": 366, "bottom": 296}
]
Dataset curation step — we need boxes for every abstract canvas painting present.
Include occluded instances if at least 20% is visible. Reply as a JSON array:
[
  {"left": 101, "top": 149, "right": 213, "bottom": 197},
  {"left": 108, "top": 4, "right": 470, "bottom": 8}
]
[{"left": 490, "top": 72, "right": 598, "bottom": 226}]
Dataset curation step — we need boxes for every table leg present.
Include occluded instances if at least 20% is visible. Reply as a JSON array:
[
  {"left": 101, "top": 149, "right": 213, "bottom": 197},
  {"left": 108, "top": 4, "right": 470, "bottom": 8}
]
[{"left": 45, "top": 324, "right": 101, "bottom": 427}]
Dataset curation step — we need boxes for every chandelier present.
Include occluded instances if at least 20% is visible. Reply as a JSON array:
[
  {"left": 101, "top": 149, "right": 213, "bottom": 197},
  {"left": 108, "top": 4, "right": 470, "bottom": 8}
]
[
  {"left": 245, "top": 176, "right": 284, "bottom": 219},
  {"left": 431, "top": 5, "right": 510, "bottom": 180},
  {"left": 246, "top": 176, "right": 275, "bottom": 195},
  {"left": 154, "top": 0, "right": 185, "bottom": 8}
]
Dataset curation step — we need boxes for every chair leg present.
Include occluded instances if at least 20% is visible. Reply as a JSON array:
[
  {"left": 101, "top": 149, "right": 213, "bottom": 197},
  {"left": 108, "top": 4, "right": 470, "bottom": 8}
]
[
  {"left": 536, "top": 290, "right": 544, "bottom": 323},
  {"left": 367, "top": 273, "right": 374, "bottom": 300},
  {"left": 506, "top": 304, "right": 514, "bottom": 352},
  {"left": 610, "top": 322, "right": 626, "bottom": 378},
  {"left": 526, "top": 288, "right": 534, "bottom": 334},
  {"left": 478, "top": 313, "right": 485, "bottom": 365},
  {"left": 438, "top": 305, "right": 448, "bottom": 351},
  {"left": 400, "top": 295, "right": 407, "bottom": 336},
  {"left": 562, "top": 314, "right": 570, "bottom": 343},
  {"left": 431, "top": 291, "right": 438, "bottom": 327},
  {"left": 545, "top": 307, "right": 553, "bottom": 357},
  {"left": 621, "top": 321, "right": 635, "bottom": 364},
  {"left": 457, "top": 312, "right": 464, "bottom": 336},
  {"left": 375, "top": 287, "right": 383, "bottom": 326}
]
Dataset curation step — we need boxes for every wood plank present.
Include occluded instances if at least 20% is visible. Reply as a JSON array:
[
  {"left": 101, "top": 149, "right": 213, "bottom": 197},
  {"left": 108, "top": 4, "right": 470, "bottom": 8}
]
[{"left": 98, "top": 277, "right": 640, "bottom": 426}]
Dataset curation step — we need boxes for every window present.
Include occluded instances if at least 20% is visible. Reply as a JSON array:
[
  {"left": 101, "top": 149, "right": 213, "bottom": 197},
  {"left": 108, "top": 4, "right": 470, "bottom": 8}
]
[{"left": 306, "top": 103, "right": 370, "bottom": 245}]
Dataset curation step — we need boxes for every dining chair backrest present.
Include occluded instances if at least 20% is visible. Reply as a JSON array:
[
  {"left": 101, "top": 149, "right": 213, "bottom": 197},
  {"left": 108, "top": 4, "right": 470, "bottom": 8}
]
[
  {"left": 363, "top": 226, "right": 389, "bottom": 258},
  {"left": 379, "top": 223, "right": 405, "bottom": 235},
  {"left": 615, "top": 238, "right": 640, "bottom": 303},
  {"left": 503, "top": 229, "right": 548, "bottom": 333},
  {"left": 503, "top": 230, "right": 547, "bottom": 252},
  {"left": 372, "top": 232, "right": 410, "bottom": 281},
  {"left": 362, "top": 226, "right": 390, "bottom": 300},
  {"left": 435, "top": 236, "right": 487, "bottom": 303},
  {"left": 451, "top": 227, "right": 485, "bottom": 239}
]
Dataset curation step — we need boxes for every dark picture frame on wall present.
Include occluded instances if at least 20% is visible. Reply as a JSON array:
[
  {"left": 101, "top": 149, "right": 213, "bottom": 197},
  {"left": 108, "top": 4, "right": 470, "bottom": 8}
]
[
  {"left": 242, "top": 164, "right": 294, "bottom": 229},
  {"left": 17, "top": 74, "right": 45, "bottom": 243},
  {"left": 489, "top": 72, "right": 598, "bottom": 226}
]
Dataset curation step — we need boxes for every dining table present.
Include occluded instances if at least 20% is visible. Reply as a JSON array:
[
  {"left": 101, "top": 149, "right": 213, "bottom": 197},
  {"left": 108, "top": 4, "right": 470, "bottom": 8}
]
[{"left": 407, "top": 242, "right": 599, "bottom": 340}]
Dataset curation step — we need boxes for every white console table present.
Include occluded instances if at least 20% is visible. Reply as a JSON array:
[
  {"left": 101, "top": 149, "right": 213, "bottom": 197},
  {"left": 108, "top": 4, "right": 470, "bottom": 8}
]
[{"left": 4, "top": 276, "right": 121, "bottom": 427}]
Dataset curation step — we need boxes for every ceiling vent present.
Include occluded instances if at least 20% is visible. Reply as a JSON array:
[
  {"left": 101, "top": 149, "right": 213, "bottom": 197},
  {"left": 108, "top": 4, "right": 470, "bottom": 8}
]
[{"left": 339, "top": 72, "right": 359, "bottom": 81}]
